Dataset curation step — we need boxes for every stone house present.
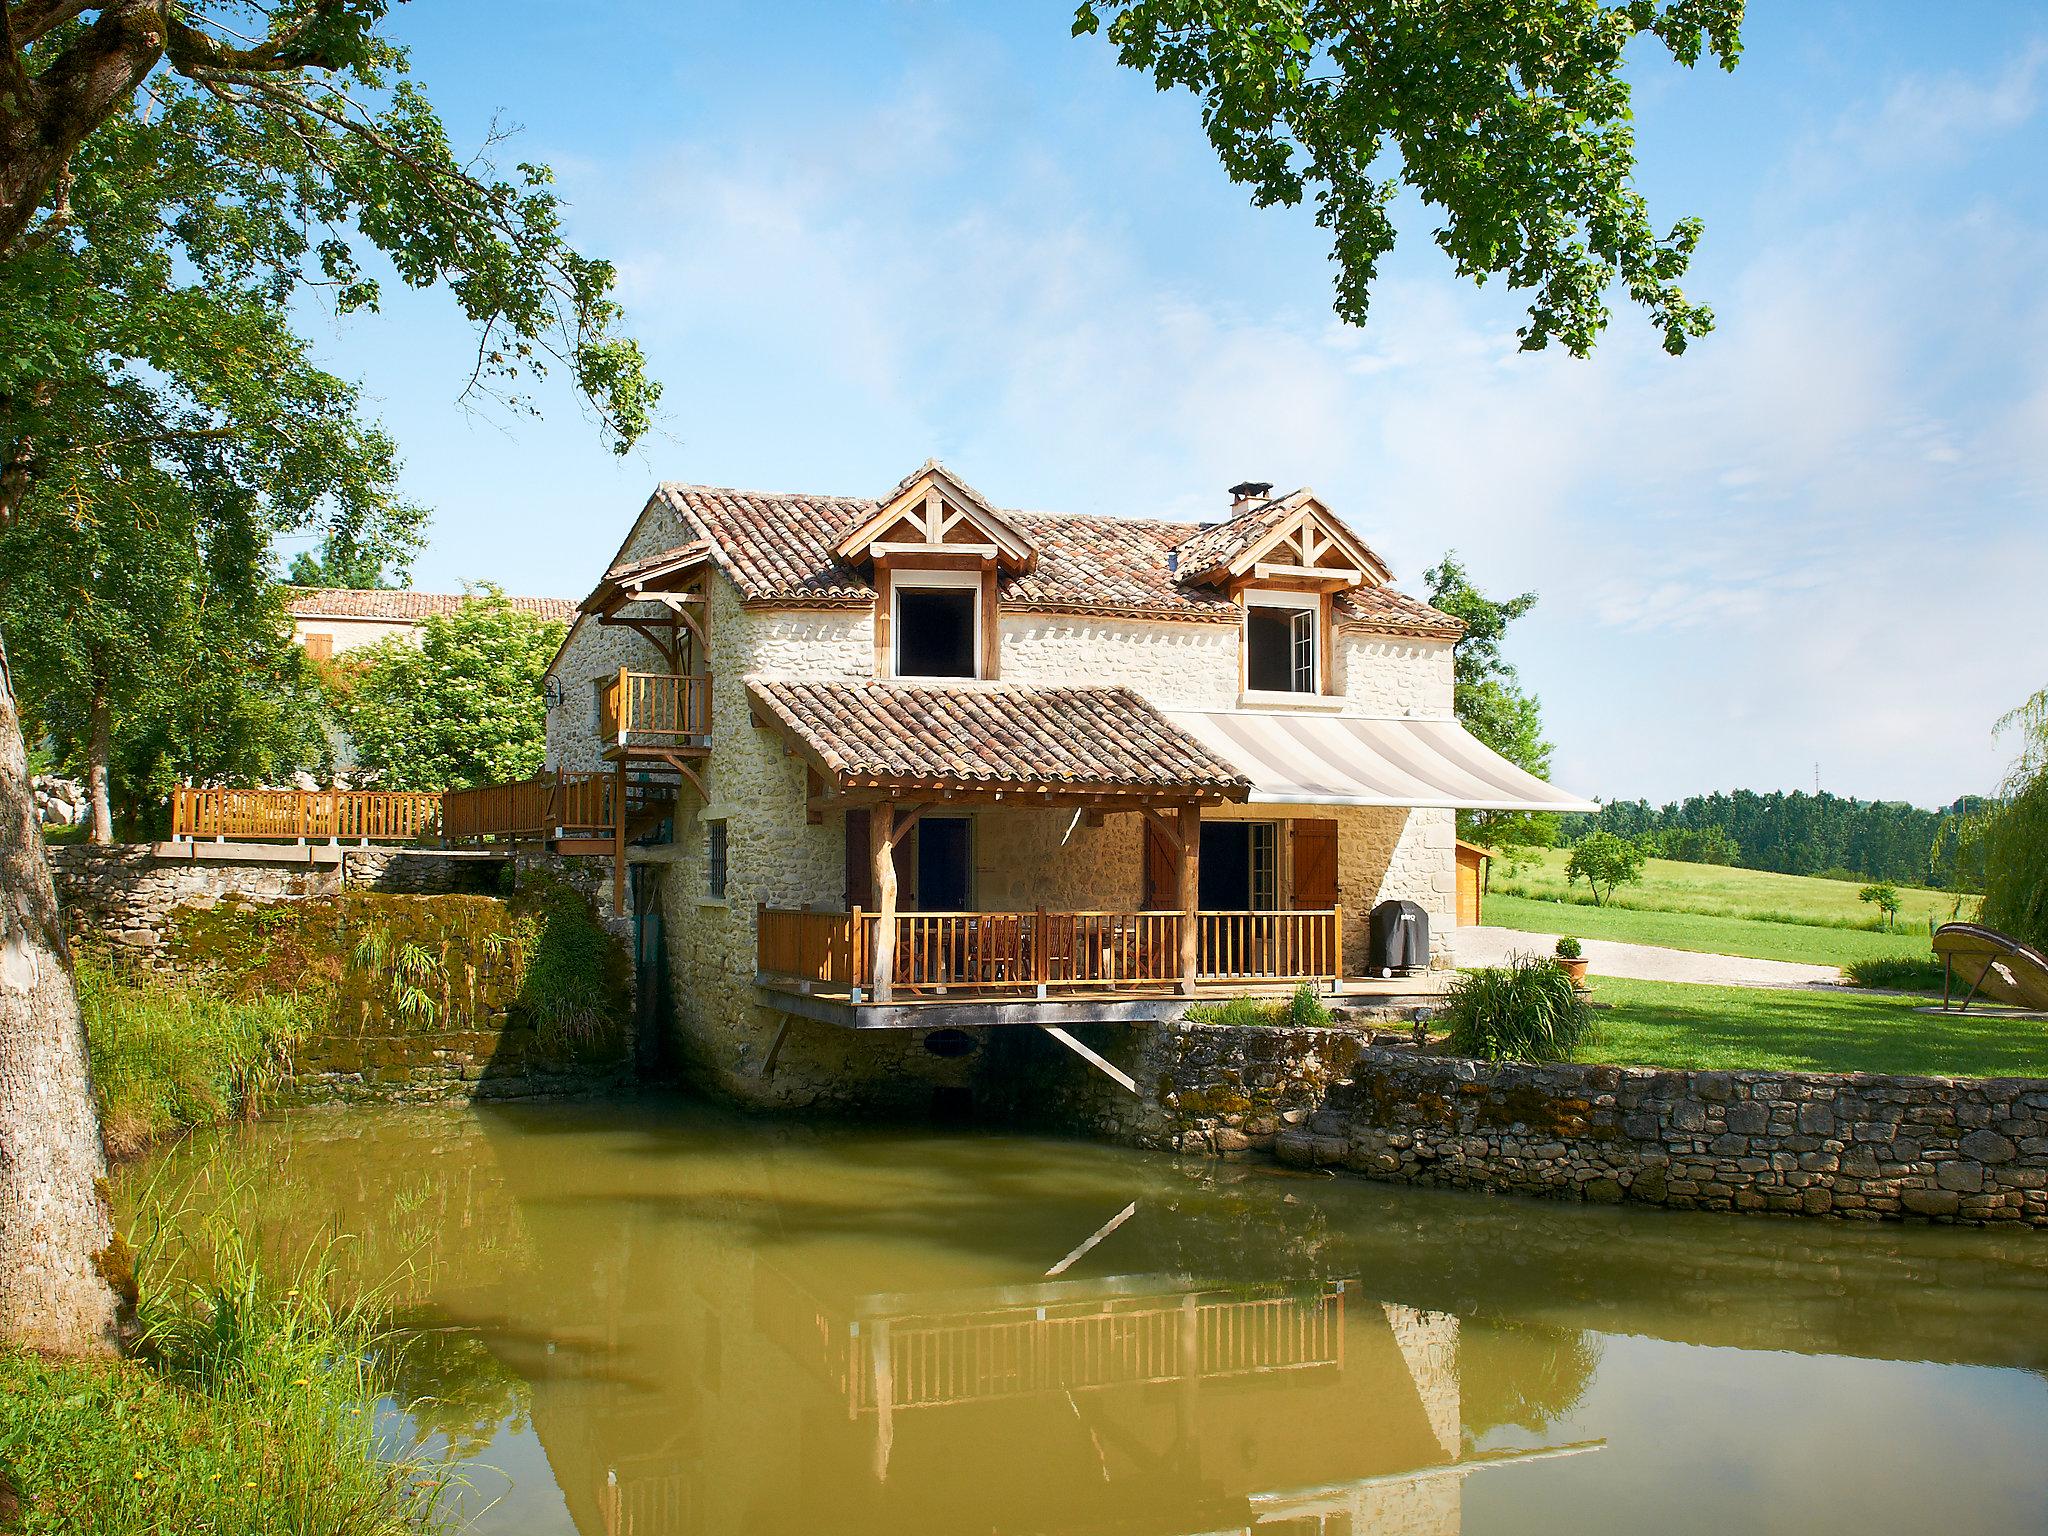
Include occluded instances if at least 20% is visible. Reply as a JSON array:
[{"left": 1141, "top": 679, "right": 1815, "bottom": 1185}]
[{"left": 541, "top": 462, "right": 1590, "bottom": 1105}]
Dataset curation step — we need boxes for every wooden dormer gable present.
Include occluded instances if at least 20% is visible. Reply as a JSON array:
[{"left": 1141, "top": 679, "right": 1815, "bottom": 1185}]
[
  {"left": 833, "top": 460, "right": 1038, "bottom": 575},
  {"left": 1177, "top": 491, "right": 1392, "bottom": 594}
]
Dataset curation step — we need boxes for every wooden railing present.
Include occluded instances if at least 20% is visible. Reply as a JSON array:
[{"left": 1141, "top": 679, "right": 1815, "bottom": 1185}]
[
  {"left": 600, "top": 669, "right": 708, "bottom": 746},
  {"left": 171, "top": 786, "right": 441, "bottom": 843},
  {"left": 757, "top": 907, "right": 1340, "bottom": 996},
  {"left": 441, "top": 770, "right": 675, "bottom": 843}
]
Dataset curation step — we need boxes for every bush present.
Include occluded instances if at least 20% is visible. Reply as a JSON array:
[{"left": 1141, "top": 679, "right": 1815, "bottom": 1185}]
[
  {"left": 1442, "top": 957, "right": 1591, "bottom": 1063},
  {"left": 1844, "top": 954, "right": 1947, "bottom": 992},
  {"left": 1553, "top": 936, "right": 1582, "bottom": 960},
  {"left": 79, "top": 955, "right": 305, "bottom": 1160},
  {"left": 1185, "top": 982, "right": 1334, "bottom": 1029},
  {"left": 1656, "top": 826, "right": 1738, "bottom": 865}
]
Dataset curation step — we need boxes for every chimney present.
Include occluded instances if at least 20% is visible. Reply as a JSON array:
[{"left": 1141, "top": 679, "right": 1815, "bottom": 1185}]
[{"left": 1228, "top": 480, "right": 1273, "bottom": 514}]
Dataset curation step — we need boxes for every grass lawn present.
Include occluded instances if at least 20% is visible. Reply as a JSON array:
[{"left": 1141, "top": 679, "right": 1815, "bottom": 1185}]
[
  {"left": 1579, "top": 977, "right": 2045, "bottom": 1079},
  {"left": 1490, "top": 846, "right": 1971, "bottom": 930},
  {"left": 1483, "top": 892, "right": 1936, "bottom": 971}
]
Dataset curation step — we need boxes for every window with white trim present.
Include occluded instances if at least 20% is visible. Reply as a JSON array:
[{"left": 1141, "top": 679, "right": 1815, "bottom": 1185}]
[
  {"left": 1244, "top": 590, "right": 1320, "bottom": 695},
  {"left": 892, "top": 569, "right": 980, "bottom": 679}
]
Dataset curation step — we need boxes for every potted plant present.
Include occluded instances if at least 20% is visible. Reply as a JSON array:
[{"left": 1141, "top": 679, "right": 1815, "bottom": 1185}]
[{"left": 1553, "top": 936, "right": 1590, "bottom": 986}]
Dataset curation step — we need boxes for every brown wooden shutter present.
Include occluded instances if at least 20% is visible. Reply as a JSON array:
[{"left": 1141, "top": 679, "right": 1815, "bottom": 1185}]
[
  {"left": 1291, "top": 818, "right": 1338, "bottom": 908},
  {"left": 1142, "top": 819, "right": 1177, "bottom": 909}
]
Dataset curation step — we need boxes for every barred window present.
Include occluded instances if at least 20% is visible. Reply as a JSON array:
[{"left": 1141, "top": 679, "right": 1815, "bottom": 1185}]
[{"left": 706, "top": 820, "right": 728, "bottom": 900}]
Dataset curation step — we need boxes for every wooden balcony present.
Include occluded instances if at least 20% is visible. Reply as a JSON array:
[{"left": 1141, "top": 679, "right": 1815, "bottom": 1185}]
[
  {"left": 599, "top": 668, "right": 709, "bottom": 762},
  {"left": 441, "top": 770, "right": 675, "bottom": 849},
  {"left": 757, "top": 906, "right": 1341, "bottom": 1003},
  {"left": 171, "top": 786, "right": 441, "bottom": 844}
]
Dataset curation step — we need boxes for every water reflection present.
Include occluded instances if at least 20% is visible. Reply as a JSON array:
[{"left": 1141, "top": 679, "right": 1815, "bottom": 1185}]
[{"left": 127, "top": 1099, "right": 2048, "bottom": 1536}]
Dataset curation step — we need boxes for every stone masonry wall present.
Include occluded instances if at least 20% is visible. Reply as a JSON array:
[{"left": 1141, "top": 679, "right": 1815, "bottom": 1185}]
[{"left": 988, "top": 1021, "right": 2048, "bottom": 1227}]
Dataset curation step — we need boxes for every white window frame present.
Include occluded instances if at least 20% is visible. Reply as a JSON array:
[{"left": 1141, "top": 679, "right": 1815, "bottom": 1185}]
[
  {"left": 891, "top": 568, "right": 982, "bottom": 680},
  {"left": 1241, "top": 588, "right": 1327, "bottom": 704}
]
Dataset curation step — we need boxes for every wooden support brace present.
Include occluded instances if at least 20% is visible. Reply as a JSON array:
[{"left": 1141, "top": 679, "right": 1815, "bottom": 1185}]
[{"left": 1040, "top": 1026, "right": 1138, "bottom": 1094}]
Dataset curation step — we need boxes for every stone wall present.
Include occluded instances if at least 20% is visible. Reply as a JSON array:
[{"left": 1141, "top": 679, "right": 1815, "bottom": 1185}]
[
  {"left": 48, "top": 844, "right": 511, "bottom": 962},
  {"left": 986, "top": 1021, "right": 2048, "bottom": 1227}
]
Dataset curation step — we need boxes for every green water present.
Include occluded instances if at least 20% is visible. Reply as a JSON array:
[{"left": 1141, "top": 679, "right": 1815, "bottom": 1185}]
[{"left": 129, "top": 1098, "right": 2048, "bottom": 1535}]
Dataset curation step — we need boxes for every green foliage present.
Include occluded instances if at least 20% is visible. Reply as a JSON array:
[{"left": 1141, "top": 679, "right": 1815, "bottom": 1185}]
[
  {"left": 1656, "top": 825, "right": 1739, "bottom": 865},
  {"left": 1843, "top": 955, "right": 1946, "bottom": 993},
  {"left": 287, "top": 536, "right": 400, "bottom": 590},
  {"left": 1582, "top": 977, "right": 2045, "bottom": 1078},
  {"left": 1858, "top": 881, "right": 1901, "bottom": 931},
  {"left": 336, "top": 590, "right": 565, "bottom": 791},
  {"left": 1553, "top": 936, "right": 1582, "bottom": 960},
  {"left": 1425, "top": 553, "right": 1558, "bottom": 852},
  {"left": 77, "top": 954, "right": 306, "bottom": 1161},
  {"left": 516, "top": 879, "right": 630, "bottom": 1052},
  {"left": 0, "top": 1211, "right": 451, "bottom": 1536},
  {"left": 1074, "top": 0, "right": 1741, "bottom": 354},
  {"left": 1980, "top": 687, "right": 2048, "bottom": 952},
  {"left": 1184, "top": 982, "right": 1333, "bottom": 1028},
  {"left": 1564, "top": 789, "right": 1983, "bottom": 888},
  {"left": 1564, "top": 831, "right": 1648, "bottom": 906},
  {"left": 1442, "top": 958, "right": 1591, "bottom": 1064},
  {"left": 1487, "top": 892, "right": 1950, "bottom": 972}
]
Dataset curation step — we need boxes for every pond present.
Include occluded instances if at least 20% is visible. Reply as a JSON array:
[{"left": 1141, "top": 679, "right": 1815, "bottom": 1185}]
[{"left": 128, "top": 1098, "right": 2048, "bottom": 1536}]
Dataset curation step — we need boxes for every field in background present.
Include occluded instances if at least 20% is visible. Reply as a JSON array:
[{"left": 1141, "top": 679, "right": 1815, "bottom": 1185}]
[
  {"left": 1490, "top": 847, "right": 1971, "bottom": 930},
  {"left": 1581, "top": 977, "right": 2040, "bottom": 1078},
  {"left": 1482, "top": 893, "right": 1935, "bottom": 970},
  {"left": 1478, "top": 848, "right": 1972, "bottom": 971}
]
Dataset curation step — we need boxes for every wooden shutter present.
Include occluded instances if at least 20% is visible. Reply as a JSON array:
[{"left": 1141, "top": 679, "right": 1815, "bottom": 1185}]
[
  {"left": 1291, "top": 819, "right": 1338, "bottom": 908},
  {"left": 302, "top": 632, "right": 333, "bottom": 663},
  {"left": 1142, "top": 819, "right": 1177, "bottom": 909}
]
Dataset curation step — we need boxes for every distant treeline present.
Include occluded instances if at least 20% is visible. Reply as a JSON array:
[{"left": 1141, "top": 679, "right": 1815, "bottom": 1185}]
[{"left": 1561, "top": 790, "right": 1987, "bottom": 889}]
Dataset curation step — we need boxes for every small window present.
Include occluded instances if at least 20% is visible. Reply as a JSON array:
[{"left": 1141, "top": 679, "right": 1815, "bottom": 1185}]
[
  {"left": 895, "top": 585, "right": 977, "bottom": 678},
  {"left": 705, "top": 820, "right": 728, "bottom": 899},
  {"left": 1250, "top": 823, "right": 1277, "bottom": 910},
  {"left": 1246, "top": 602, "right": 1318, "bottom": 693}
]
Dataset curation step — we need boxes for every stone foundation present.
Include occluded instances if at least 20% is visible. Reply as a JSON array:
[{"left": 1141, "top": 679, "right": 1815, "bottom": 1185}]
[{"left": 984, "top": 1021, "right": 2048, "bottom": 1228}]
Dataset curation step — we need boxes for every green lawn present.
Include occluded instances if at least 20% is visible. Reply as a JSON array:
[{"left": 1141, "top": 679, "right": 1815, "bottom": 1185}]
[
  {"left": 1491, "top": 846, "right": 1971, "bottom": 930},
  {"left": 1483, "top": 892, "right": 1936, "bottom": 970},
  {"left": 1578, "top": 977, "right": 2044, "bottom": 1079}
]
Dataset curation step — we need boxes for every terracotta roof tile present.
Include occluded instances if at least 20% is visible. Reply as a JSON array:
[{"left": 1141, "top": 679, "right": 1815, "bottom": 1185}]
[
  {"left": 745, "top": 677, "right": 1250, "bottom": 796},
  {"left": 650, "top": 479, "right": 1457, "bottom": 634},
  {"left": 1334, "top": 586, "right": 1465, "bottom": 639},
  {"left": 286, "top": 588, "right": 575, "bottom": 624},
  {"left": 1168, "top": 492, "right": 1306, "bottom": 578}
]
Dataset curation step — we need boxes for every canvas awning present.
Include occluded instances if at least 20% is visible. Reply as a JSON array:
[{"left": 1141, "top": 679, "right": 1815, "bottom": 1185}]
[{"left": 1163, "top": 710, "right": 1600, "bottom": 812}]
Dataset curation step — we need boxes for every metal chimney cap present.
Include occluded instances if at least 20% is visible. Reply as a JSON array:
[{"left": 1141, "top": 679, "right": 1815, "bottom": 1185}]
[{"left": 1228, "top": 480, "right": 1274, "bottom": 500}]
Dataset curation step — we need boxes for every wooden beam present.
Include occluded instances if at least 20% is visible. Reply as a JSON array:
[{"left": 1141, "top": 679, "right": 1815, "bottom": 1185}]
[
  {"left": 806, "top": 768, "right": 824, "bottom": 824},
  {"left": 871, "top": 542, "right": 1000, "bottom": 565},
  {"left": 873, "top": 563, "right": 892, "bottom": 678},
  {"left": 1177, "top": 800, "right": 1201, "bottom": 995},
  {"left": 1039, "top": 1026, "right": 1138, "bottom": 1094},
  {"left": 612, "top": 759, "right": 628, "bottom": 915},
  {"left": 980, "top": 566, "right": 1000, "bottom": 680},
  {"left": 870, "top": 801, "right": 897, "bottom": 1003}
]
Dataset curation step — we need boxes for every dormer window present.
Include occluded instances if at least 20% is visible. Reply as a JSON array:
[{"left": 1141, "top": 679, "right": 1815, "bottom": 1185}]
[
  {"left": 1244, "top": 590, "right": 1321, "bottom": 695},
  {"left": 893, "top": 571, "right": 980, "bottom": 679}
]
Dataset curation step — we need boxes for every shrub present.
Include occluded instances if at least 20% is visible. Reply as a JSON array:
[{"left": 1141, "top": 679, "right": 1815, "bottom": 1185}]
[
  {"left": 1442, "top": 957, "right": 1591, "bottom": 1063},
  {"left": 1553, "top": 936, "right": 1582, "bottom": 960},
  {"left": 78, "top": 955, "right": 305, "bottom": 1160},
  {"left": 1287, "top": 981, "right": 1333, "bottom": 1028},
  {"left": 1564, "top": 832, "right": 1648, "bottom": 906},
  {"left": 1844, "top": 954, "right": 1947, "bottom": 992}
]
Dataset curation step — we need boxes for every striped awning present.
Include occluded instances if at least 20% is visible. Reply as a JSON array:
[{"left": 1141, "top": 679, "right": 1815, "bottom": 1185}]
[{"left": 1163, "top": 710, "right": 1600, "bottom": 812}]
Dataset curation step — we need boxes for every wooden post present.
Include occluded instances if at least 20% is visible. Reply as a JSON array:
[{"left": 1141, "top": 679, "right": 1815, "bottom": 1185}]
[
  {"left": 1177, "top": 800, "right": 1201, "bottom": 995},
  {"left": 870, "top": 802, "right": 897, "bottom": 1003},
  {"left": 614, "top": 665, "right": 629, "bottom": 747},
  {"left": 612, "top": 760, "right": 628, "bottom": 915}
]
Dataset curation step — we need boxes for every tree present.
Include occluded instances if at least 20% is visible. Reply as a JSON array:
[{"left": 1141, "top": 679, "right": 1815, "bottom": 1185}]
[
  {"left": 1426, "top": 553, "right": 1557, "bottom": 854},
  {"left": 1858, "top": 882, "right": 1900, "bottom": 933},
  {"left": 1, "top": 9, "right": 655, "bottom": 1355},
  {"left": 287, "top": 533, "right": 401, "bottom": 590},
  {"left": 1658, "top": 825, "right": 1737, "bottom": 866},
  {"left": 1076, "top": 0, "right": 1743, "bottom": 354},
  {"left": 1565, "top": 831, "right": 1647, "bottom": 906},
  {"left": 1980, "top": 687, "right": 2048, "bottom": 952},
  {"left": 337, "top": 591, "right": 564, "bottom": 792}
]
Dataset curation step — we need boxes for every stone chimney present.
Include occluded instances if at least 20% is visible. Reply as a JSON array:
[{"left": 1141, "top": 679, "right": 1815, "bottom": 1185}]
[{"left": 1228, "top": 480, "right": 1274, "bottom": 514}]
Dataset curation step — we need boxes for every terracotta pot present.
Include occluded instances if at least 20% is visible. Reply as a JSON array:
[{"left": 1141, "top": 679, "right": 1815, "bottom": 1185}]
[{"left": 1561, "top": 957, "right": 1590, "bottom": 986}]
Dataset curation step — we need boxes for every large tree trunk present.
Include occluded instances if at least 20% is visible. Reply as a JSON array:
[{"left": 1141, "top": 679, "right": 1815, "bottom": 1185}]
[
  {"left": 0, "top": 628, "right": 122, "bottom": 1356},
  {"left": 85, "top": 679, "right": 111, "bottom": 845}
]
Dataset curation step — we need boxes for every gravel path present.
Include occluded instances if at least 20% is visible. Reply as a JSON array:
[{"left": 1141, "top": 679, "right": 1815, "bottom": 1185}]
[{"left": 1447, "top": 925, "right": 1844, "bottom": 989}]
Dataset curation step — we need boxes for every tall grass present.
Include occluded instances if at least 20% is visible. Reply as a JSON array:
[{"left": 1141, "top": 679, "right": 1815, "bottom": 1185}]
[
  {"left": 1185, "top": 983, "right": 1335, "bottom": 1029},
  {"left": 0, "top": 1202, "right": 455, "bottom": 1536},
  {"left": 78, "top": 954, "right": 306, "bottom": 1160},
  {"left": 1442, "top": 957, "right": 1591, "bottom": 1063}
]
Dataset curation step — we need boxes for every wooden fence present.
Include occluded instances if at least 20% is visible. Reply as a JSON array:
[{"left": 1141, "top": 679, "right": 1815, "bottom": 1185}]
[
  {"left": 439, "top": 770, "right": 677, "bottom": 844},
  {"left": 600, "top": 669, "right": 709, "bottom": 747},
  {"left": 171, "top": 787, "right": 441, "bottom": 844},
  {"left": 757, "top": 906, "right": 1340, "bottom": 996}
]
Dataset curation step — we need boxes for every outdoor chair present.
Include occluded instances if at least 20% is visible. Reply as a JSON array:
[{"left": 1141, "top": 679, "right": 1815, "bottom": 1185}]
[{"left": 1932, "top": 923, "right": 2048, "bottom": 1013}]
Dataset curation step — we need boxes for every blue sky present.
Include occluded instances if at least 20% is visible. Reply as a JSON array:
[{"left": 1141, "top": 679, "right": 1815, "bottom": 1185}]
[{"left": 287, "top": 2, "right": 2048, "bottom": 809}]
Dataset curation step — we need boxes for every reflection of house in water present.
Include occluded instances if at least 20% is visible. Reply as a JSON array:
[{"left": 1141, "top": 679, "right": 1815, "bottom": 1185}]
[{"left": 528, "top": 1220, "right": 1595, "bottom": 1536}]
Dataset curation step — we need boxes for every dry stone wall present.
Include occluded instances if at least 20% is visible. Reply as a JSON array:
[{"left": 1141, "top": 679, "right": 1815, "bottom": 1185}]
[{"left": 987, "top": 1021, "right": 2048, "bottom": 1228}]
